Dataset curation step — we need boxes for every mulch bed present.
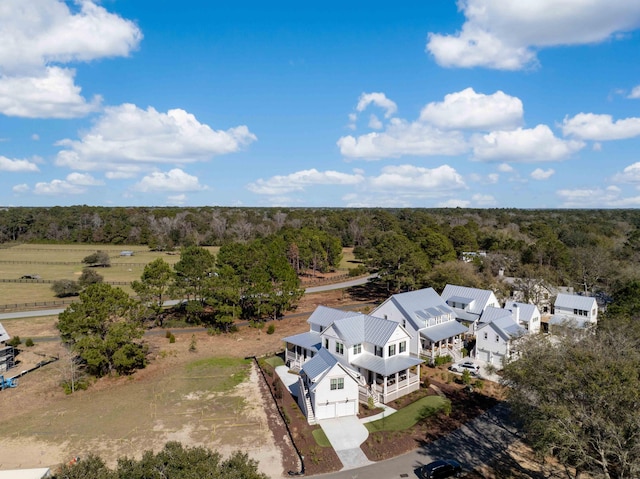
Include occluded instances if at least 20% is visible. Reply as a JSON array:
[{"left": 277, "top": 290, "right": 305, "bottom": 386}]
[{"left": 255, "top": 358, "right": 342, "bottom": 476}]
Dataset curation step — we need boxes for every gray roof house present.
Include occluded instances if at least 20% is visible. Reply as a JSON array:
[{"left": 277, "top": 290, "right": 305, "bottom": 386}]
[
  {"left": 284, "top": 306, "right": 423, "bottom": 421},
  {"left": 549, "top": 293, "right": 598, "bottom": 330},
  {"left": 475, "top": 306, "right": 527, "bottom": 368},
  {"left": 441, "top": 284, "right": 500, "bottom": 332},
  {"left": 371, "top": 288, "right": 468, "bottom": 362}
]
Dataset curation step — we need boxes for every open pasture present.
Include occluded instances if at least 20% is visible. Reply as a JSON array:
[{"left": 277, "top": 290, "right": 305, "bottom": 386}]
[{"left": 0, "top": 244, "right": 219, "bottom": 307}]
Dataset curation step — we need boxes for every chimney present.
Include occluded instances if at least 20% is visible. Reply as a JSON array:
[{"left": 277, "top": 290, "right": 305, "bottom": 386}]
[{"left": 512, "top": 303, "right": 520, "bottom": 322}]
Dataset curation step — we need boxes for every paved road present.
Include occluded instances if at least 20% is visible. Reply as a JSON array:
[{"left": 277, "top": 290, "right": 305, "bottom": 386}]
[
  {"left": 318, "top": 402, "right": 519, "bottom": 479},
  {"left": 0, "top": 274, "right": 377, "bottom": 322}
]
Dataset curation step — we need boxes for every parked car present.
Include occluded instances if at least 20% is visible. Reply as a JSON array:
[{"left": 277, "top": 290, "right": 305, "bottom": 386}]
[
  {"left": 416, "top": 459, "right": 462, "bottom": 479},
  {"left": 449, "top": 360, "right": 480, "bottom": 376}
]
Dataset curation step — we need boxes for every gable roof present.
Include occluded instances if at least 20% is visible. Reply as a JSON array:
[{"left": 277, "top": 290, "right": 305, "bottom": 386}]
[
  {"left": 283, "top": 331, "right": 322, "bottom": 351},
  {"left": 478, "top": 313, "right": 525, "bottom": 340},
  {"left": 330, "top": 314, "right": 402, "bottom": 347},
  {"left": 419, "top": 320, "right": 468, "bottom": 342},
  {"left": 301, "top": 347, "right": 339, "bottom": 381},
  {"left": 441, "top": 285, "right": 497, "bottom": 315},
  {"left": 307, "top": 305, "right": 358, "bottom": 329},
  {"left": 503, "top": 301, "right": 540, "bottom": 323},
  {"left": 554, "top": 293, "right": 597, "bottom": 311},
  {"left": 374, "top": 288, "right": 453, "bottom": 330}
]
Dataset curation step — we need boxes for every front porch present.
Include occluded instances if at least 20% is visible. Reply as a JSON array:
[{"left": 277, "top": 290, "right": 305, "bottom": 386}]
[
  {"left": 283, "top": 331, "right": 321, "bottom": 370},
  {"left": 419, "top": 320, "right": 468, "bottom": 363},
  {"left": 364, "top": 369, "right": 421, "bottom": 404}
]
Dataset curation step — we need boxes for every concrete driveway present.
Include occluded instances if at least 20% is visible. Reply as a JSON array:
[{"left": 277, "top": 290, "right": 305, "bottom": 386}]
[{"left": 318, "top": 416, "right": 373, "bottom": 470}]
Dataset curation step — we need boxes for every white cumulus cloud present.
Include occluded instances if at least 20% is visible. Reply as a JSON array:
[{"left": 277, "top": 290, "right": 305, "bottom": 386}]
[
  {"left": 33, "top": 179, "right": 87, "bottom": 195},
  {"left": 0, "top": 0, "right": 141, "bottom": 118},
  {"left": 562, "top": 113, "right": 640, "bottom": 140},
  {"left": 133, "top": 169, "right": 207, "bottom": 193},
  {"left": 419, "top": 88, "right": 523, "bottom": 130},
  {"left": 356, "top": 92, "right": 398, "bottom": 118},
  {"left": 369, "top": 164, "right": 466, "bottom": 193},
  {"left": 66, "top": 172, "right": 103, "bottom": 186},
  {"left": 55, "top": 104, "right": 256, "bottom": 175},
  {"left": 557, "top": 186, "right": 623, "bottom": 207},
  {"left": 611, "top": 162, "right": 640, "bottom": 184},
  {"left": 630, "top": 85, "right": 640, "bottom": 99},
  {"left": 338, "top": 119, "right": 467, "bottom": 159},
  {"left": 427, "top": 0, "right": 640, "bottom": 70},
  {"left": 531, "top": 168, "right": 555, "bottom": 180},
  {"left": 0, "top": 67, "right": 101, "bottom": 118},
  {"left": 247, "top": 169, "right": 364, "bottom": 195},
  {"left": 472, "top": 125, "right": 584, "bottom": 162},
  {"left": 0, "top": 156, "right": 39, "bottom": 172}
]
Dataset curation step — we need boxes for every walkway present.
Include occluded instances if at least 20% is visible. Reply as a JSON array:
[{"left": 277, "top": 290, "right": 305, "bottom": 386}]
[{"left": 275, "top": 365, "right": 396, "bottom": 471}]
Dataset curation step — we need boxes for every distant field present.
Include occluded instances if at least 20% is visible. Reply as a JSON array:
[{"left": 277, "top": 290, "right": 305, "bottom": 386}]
[{"left": 0, "top": 244, "right": 355, "bottom": 308}]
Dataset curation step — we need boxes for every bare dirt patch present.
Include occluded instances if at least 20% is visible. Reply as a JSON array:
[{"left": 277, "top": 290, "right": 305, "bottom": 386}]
[{"left": 0, "top": 287, "right": 369, "bottom": 477}]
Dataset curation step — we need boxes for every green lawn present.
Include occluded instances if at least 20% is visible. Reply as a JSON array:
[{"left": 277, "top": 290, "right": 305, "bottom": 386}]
[
  {"left": 312, "top": 428, "right": 332, "bottom": 447},
  {"left": 365, "top": 395, "right": 448, "bottom": 432}
]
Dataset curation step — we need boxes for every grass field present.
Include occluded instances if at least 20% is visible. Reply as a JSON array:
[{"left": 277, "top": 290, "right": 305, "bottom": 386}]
[{"left": 0, "top": 244, "right": 356, "bottom": 307}]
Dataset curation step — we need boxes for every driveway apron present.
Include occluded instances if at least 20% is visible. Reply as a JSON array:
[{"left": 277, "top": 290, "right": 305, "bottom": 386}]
[{"left": 318, "top": 416, "right": 373, "bottom": 470}]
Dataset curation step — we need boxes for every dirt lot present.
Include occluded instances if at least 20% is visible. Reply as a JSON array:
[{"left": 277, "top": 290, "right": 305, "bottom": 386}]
[{"left": 0, "top": 287, "right": 369, "bottom": 476}]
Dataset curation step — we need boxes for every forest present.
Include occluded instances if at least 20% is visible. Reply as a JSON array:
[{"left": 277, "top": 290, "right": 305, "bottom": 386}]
[{"left": 1, "top": 206, "right": 638, "bottom": 299}]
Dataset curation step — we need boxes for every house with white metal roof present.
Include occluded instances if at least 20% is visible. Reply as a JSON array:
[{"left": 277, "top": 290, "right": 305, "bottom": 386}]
[
  {"left": 503, "top": 301, "right": 541, "bottom": 333},
  {"left": 284, "top": 306, "right": 422, "bottom": 423},
  {"left": 475, "top": 306, "right": 528, "bottom": 367},
  {"left": 549, "top": 293, "right": 598, "bottom": 329},
  {"left": 441, "top": 284, "right": 500, "bottom": 333},
  {"left": 371, "top": 288, "right": 468, "bottom": 362}
]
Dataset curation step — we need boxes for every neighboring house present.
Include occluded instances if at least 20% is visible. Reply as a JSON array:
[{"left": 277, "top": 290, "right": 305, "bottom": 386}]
[
  {"left": 461, "top": 251, "right": 487, "bottom": 263},
  {"left": 440, "top": 284, "right": 500, "bottom": 333},
  {"left": 501, "top": 276, "right": 555, "bottom": 314},
  {"left": 371, "top": 288, "right": 467, "bottom": 362},
  {"left": 549, "top": 293, "right": 598, "bottom": 330},
  {"left": 297, "top": 348, "right": 360, "bottom": 422},
  {"left": 475, "top": 306, "right": 526, "bottom": 367},
  {"left": 284, "top": 306, "right": 423, "bottom": 423},
  {"left": 503, "top": 301, "right": 541, "bottom": 333},
  {"left": 0, "top": 323, "right": 14, "bottom": 373}
]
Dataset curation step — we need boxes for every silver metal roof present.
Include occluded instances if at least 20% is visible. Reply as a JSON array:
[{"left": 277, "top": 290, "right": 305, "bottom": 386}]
[
  {"left": 282, "top": 331, "right": 321, "bottom": 350},
  {"left": 377, "top": 288, "right": 453, "bottom": 330},
  {"left": 350, "top": 353, "right": 423, "bottom": 376},
  {"left": 441, "top": 285, "right": 496, "bottom": 315},
  {"left": 479, "top": 306, "right": 512, "bottom": 324},
  {"left": 419, "top": 320, "right": 468, "bottom": 342},
  {"left": 307, "top": 305, "right": 358, "bottom": 329},
  {"left": 554, "top": 293, "right": 597, "bottom": 311},
  {"left": 301, "top": 348, "right": 338, "bottom": 381},
  {"left": 504, "top": 301, "right": 539, "bottom": 322},
  {"left": 332, "top": 314, "right": 399, "bottom": 347}
]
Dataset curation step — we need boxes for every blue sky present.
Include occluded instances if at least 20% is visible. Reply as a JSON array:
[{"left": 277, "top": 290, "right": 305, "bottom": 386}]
[{"left": 2, "top": 0, "right": 640, "bottom": 208}]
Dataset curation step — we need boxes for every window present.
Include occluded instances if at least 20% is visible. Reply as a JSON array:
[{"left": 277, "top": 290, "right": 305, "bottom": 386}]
[
  {"left": 483, "top": 332, "right": 488, "bottom": 340},
  {"left": 330, "top": 378, "right": 344, "bottom": 390},
  {"left": 495, "top": 334, "right": 500, "bottom": 343},
  {"left": 335, "top": 342, "right": 344, "bottom": 355},
  {"left": 375, "top": 346, "right": 383, "bottom": 357},
  {"left": 324, "top": 338, "right": 329, "bottom": 349},
  {"left": 353, "top": 343, "right": 362, "bottom": 354},
  {"left": 574, "top": 308, "right": 578, "bottom": 315},
  {"left": 402, "top": 319, "right": 406, "bottom": 328},
  {"left": 388, "top": 344, "right": 396, "bottom": 357},
  {"left": 399, "top": 341, "right": 406, "bottom": 353}
]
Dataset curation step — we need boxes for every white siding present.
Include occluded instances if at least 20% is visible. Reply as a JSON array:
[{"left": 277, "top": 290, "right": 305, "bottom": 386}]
[{"left": 311, "top": 364, "right": 359, "bottom": 420}]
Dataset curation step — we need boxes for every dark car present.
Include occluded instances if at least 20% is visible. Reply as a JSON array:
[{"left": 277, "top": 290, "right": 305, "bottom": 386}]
[{"left": 416, "top": 459, "right": 462, "bottom": 479}]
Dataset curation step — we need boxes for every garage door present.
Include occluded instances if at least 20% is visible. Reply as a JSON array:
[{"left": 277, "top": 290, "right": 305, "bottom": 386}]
[
  {"left": 477, "top": 349, "right": 490, "bottom": 362},
  {"left": 335, "top": 400, "right": 356, "bottom": 417},
  {"left": 315, "top": 403, "right": 335, "bottom": 420},
  {"left": 492, "top": 353, "right": 504, "bottom": 367}
]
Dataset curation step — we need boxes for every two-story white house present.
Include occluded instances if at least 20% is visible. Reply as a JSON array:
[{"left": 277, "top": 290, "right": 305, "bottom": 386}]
[
  {"left": 475, "top": 304, "right": 535, "bottom": 367},
  {"left": 549, "top": 293, "right": 598, "bottom": 330},
  {"left": 283, "top": 306, "right": 423, "bottom": 423},
  {"left": 371, "top": 288, "right": 468, "bottom": 362},
  {"left": 440, "top": 284, "right": 500, "bottom": 333}
]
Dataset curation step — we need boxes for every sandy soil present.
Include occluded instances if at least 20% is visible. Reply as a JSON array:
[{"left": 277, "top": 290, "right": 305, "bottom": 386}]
[{"left": 0, "top": 288, "right": 363, "bottom": 477}]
